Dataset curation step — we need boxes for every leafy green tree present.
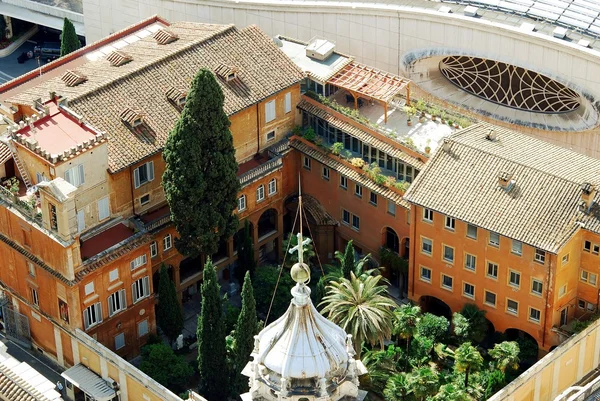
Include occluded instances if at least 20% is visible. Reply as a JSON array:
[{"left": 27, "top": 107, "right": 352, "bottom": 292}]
[
  {"left": 432, "top": 383, "right": 473, "bottom": 401},
  {"left": 163, "top": 69, "right": 240, "bottom": 257},
  {"left": 394, "top": 304, "right": 421, "bottom": 355},
  {"left": 140, "top": 343, "right": 193, "bottom": 393},
  {"left": 235, "top": 220, "right": 256, "bottom": 283},
  {"left": 320, "top": 273, "right": 396, "bottom": 357},
  {"left": 384, "top": 372, "right": 413, "bottom": 401},
  {"left": 454, "top": 342, "right": 483, "bottom": 387},
  {"left": 232, "top": 272, "right": 258, "bottom": 395},
  {"left": 455, "top": 304, "right": 488, "bottom": 343},
  {"left": 408, "top": 335, "right": 434, "bottom": 367},
  {"left": 489, "top": 341, "right": 520, "bottom": 372},
  {"left": 156, "top": 265, "right": 184, "bottom": 345},
  {"left": 337, "top": 240, "right": 356, "bottom": 279},
  {"left": 363, "top": 346, "right": 402, "bottom": 396},
  {"left": 252, "top": 265, "right": 295, "bottom": 318},
  {"left": 197, "top": 259, "right": 229, "bottom": 400},
  {"left": 452, "top": 312, "right": 470, "bottom": 341},
  {"left": 60, "top": 18, "right": 80, "bottom": 56},
  {"left": 408, "top": 365, "right": 439, "bottom": 401},
  {"left": 482, "top": 369, "right": 506, "bottom": 399},
  {"left": 416, "top": 313, "right": 449, "bottom": 343}
]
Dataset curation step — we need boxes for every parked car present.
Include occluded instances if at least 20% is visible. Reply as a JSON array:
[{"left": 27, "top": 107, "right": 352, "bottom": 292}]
[{"left": 33, "top": 42, "right": 61, "bottom": 62}]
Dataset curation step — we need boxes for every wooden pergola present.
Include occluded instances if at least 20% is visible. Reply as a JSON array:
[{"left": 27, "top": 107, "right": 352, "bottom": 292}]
[{"left": 327, "top": 62, "right": 411, "bottom": 123}]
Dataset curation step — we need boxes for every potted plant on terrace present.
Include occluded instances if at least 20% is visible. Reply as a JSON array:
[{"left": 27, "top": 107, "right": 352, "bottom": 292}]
[{"left": 403, "top": 105, "right": 416, "bottom": 126}]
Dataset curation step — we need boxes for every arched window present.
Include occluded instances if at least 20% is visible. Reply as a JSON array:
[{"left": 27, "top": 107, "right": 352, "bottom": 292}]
[{"left": 268, "top": 178, "right": 277, "bottom": 195}]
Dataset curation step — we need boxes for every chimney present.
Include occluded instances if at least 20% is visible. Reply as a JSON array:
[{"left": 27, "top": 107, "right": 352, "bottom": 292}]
[
  {"left": 486, "top": 129, "right": 497, "bottom": 141},
  {"left": 498, "top": 171, "right": 515, "bottom": 191},
  {"left": 580, "top": 182, "right": 596, "bottom": 212}
]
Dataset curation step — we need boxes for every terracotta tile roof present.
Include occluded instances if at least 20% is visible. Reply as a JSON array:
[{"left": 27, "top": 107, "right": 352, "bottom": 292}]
[
  {"left": 0, "top": 371, "right": 37, "bottom": 401},
  {"left": 290, "top": 138, "right": 409, "bottom": 209},
  {"left": 297, "top": 99, "right": 425, "bottom": 170},
  {"left": 10, "top": 22, "right": 304, "bottom": 172},
  {"left": 404, "top": 122, "right": 600, "bottom": 253}
]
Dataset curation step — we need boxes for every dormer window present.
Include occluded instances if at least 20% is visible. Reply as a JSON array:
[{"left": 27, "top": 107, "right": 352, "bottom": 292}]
[
  {"left": 106, "top": 50, "right": 132, "bottom": 67},
  {"left": 120, "top": 107, "right": 144, "bottom": 128},
  {"left": 153, "top": 29, "right": 178, "bottom": 45},
  {"left": 61, "top": 70, "right": 87, "bottom": 87},
  {"left": 166, "top": 87, "right": 187, "bottom": 107},
  {"left": 215, "top": 64, "right": 239, "bottom": 82}
]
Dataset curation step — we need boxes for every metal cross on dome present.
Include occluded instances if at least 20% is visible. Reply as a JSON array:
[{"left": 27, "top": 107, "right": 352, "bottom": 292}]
[{"left": 289, "top": 232, "right": 311, "bottom": 265}]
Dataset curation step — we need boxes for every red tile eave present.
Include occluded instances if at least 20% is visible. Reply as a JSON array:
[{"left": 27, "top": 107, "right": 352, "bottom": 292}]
[
  {"left": 140, "top": 204, "right": 170, "bottom": 224},
  {"left": 0, "top": 14, "right": 171, "bottom": 98},
  {"left": 80, "top": 223, "right": 135, "bottom": 260}
]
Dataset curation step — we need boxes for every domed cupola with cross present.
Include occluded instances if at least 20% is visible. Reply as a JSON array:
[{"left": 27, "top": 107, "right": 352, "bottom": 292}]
[{"left": 240, "top": 186, "right": 367, "bottom": 401}]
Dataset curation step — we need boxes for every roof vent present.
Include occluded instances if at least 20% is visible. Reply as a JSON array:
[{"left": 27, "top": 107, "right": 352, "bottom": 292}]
[
  {"left": 165, "top": 87, "right": 187, "bottom": 107},
  {"left": 580, "top": 182, "right": 596, "bottom": 212},
  {"left": 442, "top": 139, "right": 451, "bottom": 152},
  {"left": 153, "top": 29, "right": 178, "bottom": 45},
  {"left": 486, "top": 129, "right": 497, "bottom": 141},
  {"left": 120, "top": 107, "right": 144, "bottom": 128},
  {"left": 305, "top": 37, "right": 335, "bottom": 61},
  {"left": 107, "top": 50, "right": 133, "bottom": 67},
  {"left": 61, "top": 70, "right": 87, "bottom": 87},
  {"left": 498, "top": 171, "right": 515, "bottom": 191},
  {"left": 214, "top": 64, "right": 239, "bottom": 82}
]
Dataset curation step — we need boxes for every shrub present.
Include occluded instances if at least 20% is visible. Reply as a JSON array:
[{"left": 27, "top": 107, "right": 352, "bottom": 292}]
[
  {"left": 252, "top": 265, "right": 295, "bottom": 318},
  {"left": 331, "top": 142, "right": 344, "bottom": 155},
  {"left": 350, "top": 157, "right": 365, "bottom": 168},
  {"left": 417, "top": 313, "right": 449, "bottom": 342},
  {"left": 303, "top": 127, "right": 316, "bottom": 143}
]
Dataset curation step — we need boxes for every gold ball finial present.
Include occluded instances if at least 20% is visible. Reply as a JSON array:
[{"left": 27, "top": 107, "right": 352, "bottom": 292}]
[{"left": 291, "top": 262, "right": 310, "bottom": 284}]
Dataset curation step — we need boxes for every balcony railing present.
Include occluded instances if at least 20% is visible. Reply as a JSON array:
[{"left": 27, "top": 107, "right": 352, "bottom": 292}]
[
  {"left": 239, "top": 156, "right": 283, "bottom": 187},
  {"left": 0, "top": 184, "right": 42, "bottom": 225}
]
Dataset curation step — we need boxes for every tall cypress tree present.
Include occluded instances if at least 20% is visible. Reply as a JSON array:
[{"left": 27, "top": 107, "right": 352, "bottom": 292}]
[
  {"left": 197, "top": 259, "right": 228, "bottom": 399},
  {"left": 337, "top": 240, "right": 355, "bottom": 279},
  {"left": 60, "top": 18, "right": 80, "bottom": 56},
  {"left": 235, "top": 220, "right": 256, "bottom": 284},
  {"left": 163, "top": 69, "right": 240, "bottom": 257},
  {"left": 232, "top": 271, "right": 257, "bottom": 395},
  {"left": 156, "top": 264, "right": 183, "bottom": 345}
]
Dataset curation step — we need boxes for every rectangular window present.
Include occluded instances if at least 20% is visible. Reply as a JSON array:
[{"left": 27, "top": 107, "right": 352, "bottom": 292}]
[
  {"left": 140, "top": 194, "right": 150, "bottom": 206},
  {"left": 132, "top": 276, "right": 150, "bottom": 303},
  {"left": 98, "top": 197, "right": 110, "bottom": 220},
  {"left": 558, "top": 284, "right": 567, "bottom": 298},
  {"left": 584, "top": 240, "right": 592, "bottom": 252},
  {"left": 163, "top": 234, "right": 172, "bottom": 251},
  {"left": 64, "top": 164, "right": 85, "bottom": 187},
  {"left": 420, "top": 266, "right": 432, "bottom": 282},
  {"left": 133, "top": 161, "right": 154, "bottom": 189},
  {"left": 467, "top": 224, "right": 477, "bottom": 239},
  {"left": 342, "top": 209, "right": 350, "bottom": 225},
  {"left": 256, "top": 185, "right": 265, "bottom": 201},
  {"left": 36, "top": 172, "right": 48, "bottom": 184},
  {"left": 83, "top": 303, "right": 102, "bottom": 330},
  {"left": 443, "top": 245, "right": 454, "bottom": 263},
  {"left": 266, "top": 131, "right": 275, "bottom": 142},
  {"left": 238, "top": 195, "right": 246, "bottom": 212},
  {"left": 534, "top": 249, "right": 546, "bottom": 264},
  {"left": 115, "top": 333, "right": 125, "bottom": 350},
  {"left": 423, "top": 208, "right": 433, "bottom": 222},
  {"left": 487, "top": 262, "right": 498, "bottom": 279},
  {"left": 511, "top": 240, "right": 522, "bottom": 255},
  {"left": 265, "top": 100, "right": 276, "bottom": 123},
  {"left": 529, "top": 308, "right": 541, "bottom": 323},
  {"left": 485, "top": 290, "right": 496, "bottom": 307},
  {"left": 463, "top": 282, "right": 475, "bottom": 299},
  {"left": 531, "top": 279, "right": 543, "bottom": 296},
  {"left": 138, "top": 320, "right": 149, "bottom": 337},
  {"left": 489, "top": 232, "right": 500, "bottom": 247},
  {"left": 562, "top": 254, "right": 569, "bottom": 265},
  {"left": 580, "top": 270, "right": 598, "bottom": 286},
  {"left": 322, "top": 167, "right": 330, "bottom": 180},
  {"left": 340, "top": 176, "right": 347, "bottom": 189},
  {"left": 442, "top": 274, "right": 453, "bottom": 290},
  {"left": 284, "top": 92, "right": 292, "bottom": 113},
  {"left": 465, "top": 254, "right": 476, "bottom": 271},
  {"left": 150, "top": 242, "right": 158, "bottom": 258},
  {"left": 365, "top": 192, "right": 375, "bottom": 207},
  {"left": 588, "top": 302, "right": 596, "bottom": 311},
  {"left": 506, "top": 299, "right": 518, "bottom": 315},
  {"left": 108, "top": 289, "right": 127, "bottom": 317},
  {"left": 594, "top": 245, "right": 600, "bottom": 255},
  {"left": 445, "top": 216, "right": 455, "bottom": 231},
  {"left": 354, "top": 184, "right": 363, "bottom": 198},
  {"left": 387, "top": 200, "right": 396, "bottom": 216},
  {"left": 352, "top": 215, "right": 360, "bottom": 230},
  {"left": 49, "top": 203, "right": 58, "bottom": 230},
  {"left": 130, "top": 254, "right": 147, "bottom": 270},
  {"left": 27, "top": 261, "right": 35, "bottom": 277},
  {"left": 303, "top": 156, "right": 311, "bottom": 170},
  {"left": 579, "top": 300, "right": 586, "bottom": 309},
  {"left": 421, "top": 238, "right": 433, "bottom": 256},
  {"left": 509, "top": 270, "right": 521, "bottom": 288},
  {"left": 84, "top": 282, "right": 94, "bottom": 296},
  {"left": 268, "top": 179, "right": 277, "bottom": 195},
  {"left": 31, "top": 287, "right": 39, "bottom": 306},
  {"left": 109, "top": 268, "right": 119, "bottom": 282}
]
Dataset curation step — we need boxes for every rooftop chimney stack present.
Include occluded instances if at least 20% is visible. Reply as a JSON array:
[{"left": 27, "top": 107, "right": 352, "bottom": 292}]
[
  {"left": 486, "top": 129, "right": 497, "bottom": 141},
  {"left": 580, "top": 182, "right": 596, "bottom": 212},
  {"left": 498, "top": 171, "right": 515, "bottom": 191}
]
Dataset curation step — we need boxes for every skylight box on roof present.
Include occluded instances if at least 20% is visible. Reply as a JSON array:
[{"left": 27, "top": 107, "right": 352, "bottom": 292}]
[
  {"left": 214, "top": 64, "right": 239, "bottom": 81},
  {"left": 107, "top": 51, "right": 133, "bottom": 67},
  {"left": 165, "top": 87, "right": 187, "bottom": 106},
  {"left": 153, "top": 29, "right": 178, "bottom": 45},
  {"left": 61, "top": 70, "right": 87, "bottom": 87},
  {"left": 120, "top": 107, "right": 144, "bottom": 128}
]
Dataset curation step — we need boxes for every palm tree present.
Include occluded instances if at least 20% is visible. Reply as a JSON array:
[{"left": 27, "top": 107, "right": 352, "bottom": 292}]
[
  {"left": 408, "top": 365, "right": 439, "bottom": 401},
  {"left": 328, "top": 241, "right": 380, "bottom": 283},
  {"left": 394, "top": 304, "right": 421, "bottom": 355},
  {"left": 320, "top": 273, "right": 396, "bottom": 357},
  {"left": 384, "top": 372, "right": 413, "bottom": 401},
  {"left": 432, "top": 383, "right": 473, "bottom": 401},
  {"left": 454, "top": 342, "right": 483, "bottom": 387},
  {"left": 489, "top": 341, "right": 520, "bottom": 372},
  {"left": 362, "top": 346, "right": 402, "bottom": 395}
]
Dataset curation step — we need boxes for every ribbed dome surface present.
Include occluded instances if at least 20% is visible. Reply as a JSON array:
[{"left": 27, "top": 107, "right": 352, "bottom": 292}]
[{"left": 257, "top": 284, "right": 349, "bottom": 379}]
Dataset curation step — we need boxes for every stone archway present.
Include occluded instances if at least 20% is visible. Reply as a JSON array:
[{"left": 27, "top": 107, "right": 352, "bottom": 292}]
[
  {"left": 419, "top": 295, "right": 452, "bottom": 321},
  {"left": 257, "top": 208, "right": 278, "bottom": 240}
]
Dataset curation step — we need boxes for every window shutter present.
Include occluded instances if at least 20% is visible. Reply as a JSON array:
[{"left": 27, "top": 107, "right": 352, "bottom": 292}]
[
  {"left": 143, "top": 276, "right": 150, "bottom": 297},
  {"left": 96, "top": 303, "right": 103, "bottom": 323},
  {"left": 134, "top": 168, "right": 140, "bottom": 189},
  {"left": 120, "top": 289, "right": 127, "bottom": 308},
  {"left": 84, "top": 309, "right": 89, "bottom": 330},
  {"left": 78, "top": 164, "right": 85, "bottom": 186},
  {"left": 285, "top": 92, "right": 291, "bottom": 113},
  {"left": 65, "top": 169, "right": 72, "bottom": 185},
  {"left": 130, "top": 261, "right": 135, "bottom": 270},
  {"left": 132, "top": 283, "right": 138, "bottom": 303},
  {"left": 147, "top": 162, "right": 154, "bottom": 181},
  {"left": 108, "top": 296, "right": 114, "bottom": 316},
  {"left": 141, "top": 254, "right": 147, "bottom": 265}
]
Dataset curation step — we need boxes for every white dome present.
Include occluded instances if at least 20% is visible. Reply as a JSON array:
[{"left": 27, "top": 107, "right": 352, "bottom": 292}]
[{"left": 256, "top": 284, "right": 350, "bottom": 379}]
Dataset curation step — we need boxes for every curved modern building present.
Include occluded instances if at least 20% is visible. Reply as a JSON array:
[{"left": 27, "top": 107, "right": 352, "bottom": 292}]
[{"left": 81, "top": 0, "right": 600, "bottom": 156}]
